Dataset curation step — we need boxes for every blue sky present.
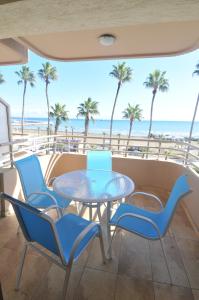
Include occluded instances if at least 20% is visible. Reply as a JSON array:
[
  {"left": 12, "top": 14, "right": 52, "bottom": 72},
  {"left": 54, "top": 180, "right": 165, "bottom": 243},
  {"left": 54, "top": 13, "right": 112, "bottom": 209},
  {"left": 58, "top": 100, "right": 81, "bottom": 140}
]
[{"left": 0, "top": 49, "right": 199, "bottom": 121}]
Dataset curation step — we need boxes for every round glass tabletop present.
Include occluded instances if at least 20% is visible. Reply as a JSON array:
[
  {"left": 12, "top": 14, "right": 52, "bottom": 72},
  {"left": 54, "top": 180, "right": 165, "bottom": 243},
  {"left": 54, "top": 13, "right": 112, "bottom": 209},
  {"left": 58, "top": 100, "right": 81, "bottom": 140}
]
[{"left": 53, "top": 169, "right": 135, "bottom": 203}]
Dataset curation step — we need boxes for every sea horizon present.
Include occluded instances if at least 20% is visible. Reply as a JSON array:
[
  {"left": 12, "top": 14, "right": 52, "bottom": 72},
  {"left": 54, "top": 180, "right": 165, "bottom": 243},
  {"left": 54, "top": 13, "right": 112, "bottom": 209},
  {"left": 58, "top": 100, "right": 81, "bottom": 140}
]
[{"left": 12, "top": 117, "right": 199, "bottom": 138}]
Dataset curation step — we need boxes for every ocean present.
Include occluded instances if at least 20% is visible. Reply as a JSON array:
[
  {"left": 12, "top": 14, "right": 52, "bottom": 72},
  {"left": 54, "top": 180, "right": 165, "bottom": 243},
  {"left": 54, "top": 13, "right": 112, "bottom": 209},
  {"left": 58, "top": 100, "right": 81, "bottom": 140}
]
[{"left": 12, "top": 117, "right": 199, "bottom": 138}]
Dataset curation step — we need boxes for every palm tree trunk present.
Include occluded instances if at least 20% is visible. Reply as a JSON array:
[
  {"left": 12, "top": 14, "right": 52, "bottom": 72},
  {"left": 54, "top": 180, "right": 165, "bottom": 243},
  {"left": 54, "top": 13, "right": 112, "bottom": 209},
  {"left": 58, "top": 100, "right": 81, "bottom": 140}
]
[
  {"left": 45, "top": 81, "right": 50, "bottom": 136},
  {"left": 110, "top": 81, "right": 121, "bottom": 147},
  {"left": 125, "top": 120, "right": 133, "bottom": 157},
  {"left": 83, "top": 117, "right": 89, "bottom": 153},
  {"left": 146, "top": 90, "right": 156, "bottom": 158},
  {"left": 21, "top": 81, "right": 27, "bottom": 135},
  {"left": 53, "top": 120, "right": 58, "bottom": 153},
  {"left": 185, "top": 92, "right": 199, "bottom": 163}
]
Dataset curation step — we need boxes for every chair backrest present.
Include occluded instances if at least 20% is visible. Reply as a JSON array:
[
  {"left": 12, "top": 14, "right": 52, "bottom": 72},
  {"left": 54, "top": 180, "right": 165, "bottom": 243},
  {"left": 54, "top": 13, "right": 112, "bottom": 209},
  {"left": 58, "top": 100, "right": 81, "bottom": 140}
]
[
  {"left": 162, "top": 175, "right": 191, "bottom": 233},
  {"left": 1, "top": 193, "right": 62, "bottom": 258},
  {"left": 14, "top": 155, "right": 46, "bottom": 200},
  {"left": 87, "top": 150, "right": 112, "bottom": 171}
]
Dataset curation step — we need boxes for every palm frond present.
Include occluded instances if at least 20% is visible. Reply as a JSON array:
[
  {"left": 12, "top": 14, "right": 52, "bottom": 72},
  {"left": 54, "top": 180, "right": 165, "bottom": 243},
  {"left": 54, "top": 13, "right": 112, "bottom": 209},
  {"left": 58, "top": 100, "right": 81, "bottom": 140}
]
[
  {"left": 0, "top": 72, "right": 5, "bottom": 84},
  {"left": 15, "top": 65, "right": 35, "bottom": 87},
  {"left": 38, "top": 62, "right": 58, "bottom": 83},
  {"left": 109, "top": 62, "right": 133, "bottom": 84},
  {"left": 193, "top": 62, "right": 199, "bottom": 77},
  {"left": 144, "top": 69, "right": 169, "bottom": 93},
  {"left": 122, "top": 103, "right": 142, "bottom": 121}
]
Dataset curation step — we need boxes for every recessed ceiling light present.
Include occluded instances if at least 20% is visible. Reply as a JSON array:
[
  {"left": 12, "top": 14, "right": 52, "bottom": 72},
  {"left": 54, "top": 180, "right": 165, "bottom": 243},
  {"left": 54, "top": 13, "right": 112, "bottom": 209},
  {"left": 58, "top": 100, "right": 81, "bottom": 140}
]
[{"left": 98, "top": 34, "right": 116, "bottom": 46}]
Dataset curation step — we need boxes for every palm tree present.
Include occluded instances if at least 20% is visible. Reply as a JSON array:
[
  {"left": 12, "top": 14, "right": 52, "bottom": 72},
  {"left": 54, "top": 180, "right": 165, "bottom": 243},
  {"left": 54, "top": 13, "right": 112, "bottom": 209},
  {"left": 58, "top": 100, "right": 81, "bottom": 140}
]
[
  {"left": 15, "top": 66, "right": 35, "bottom": 134},
  {"left": 109, "top": 62, "right": 132, "bottom": 145},
  {"left": 186, "top": 62, "right": 199, "bottom": 162},
  {"left": 123, "top": 103, "right": 142, "bottom": 155},
  {"left": 0, "top": 72, "right": 5, "bottom": 85},
  {"left": 38, "top": 62, "right": 58, "bottom": 135},
  {"left": 144, "top": 70, "right": 169, "bottom": 156},
  {"left": 50, "top": 103, "right": 68, "bottom": 135},
  {"left": 77, "top": 97, "right": 99, "bottom": 153}
]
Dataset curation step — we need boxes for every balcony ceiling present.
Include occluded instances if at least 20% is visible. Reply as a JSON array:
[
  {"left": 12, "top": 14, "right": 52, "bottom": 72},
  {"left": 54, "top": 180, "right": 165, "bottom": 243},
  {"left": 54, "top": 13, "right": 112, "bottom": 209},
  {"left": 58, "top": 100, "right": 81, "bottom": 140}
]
[
  {"left": 0, "top": 0, "right": 199, "bottom": 63},
  {"left": 0, "top": 38, "right": 27, "bottom": 65}
]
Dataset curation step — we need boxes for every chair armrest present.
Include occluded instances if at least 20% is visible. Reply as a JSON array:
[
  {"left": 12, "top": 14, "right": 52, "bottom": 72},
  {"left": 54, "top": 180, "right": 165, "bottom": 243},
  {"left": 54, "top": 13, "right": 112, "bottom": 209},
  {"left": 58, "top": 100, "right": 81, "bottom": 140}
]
[
  {"left": 27, "top": 192, "right": 63, "bottom": 217},
  {"left": 114, "top": 212, "right": 162, "bottom": 238},
  {"left": 42, "top": 204, "right": 62, "bottom": 219},
  {"left": 48, "top": 177, "right": 56, "bottom": 186},
  {"left": 68, "top": 222, "right": 98, "bottom": 265},
  {"left": 27, "top": 191, "right": 58, "bottom": 205},
  {"left": 104, "top": 176, "right": 125, "bottom": 189},
  {"left": 130, "top": 192, "right": 164, "bottom": 210}
]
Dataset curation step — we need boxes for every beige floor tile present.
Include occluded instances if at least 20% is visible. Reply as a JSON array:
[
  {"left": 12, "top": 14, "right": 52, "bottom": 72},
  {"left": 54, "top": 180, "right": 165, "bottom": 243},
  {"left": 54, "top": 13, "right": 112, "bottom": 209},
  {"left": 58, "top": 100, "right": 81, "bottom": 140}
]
[
  {"left": 2, "top": 265, "right": 31, "bottom": 299},
  {"left": 149, "top": 239, "right": 170, "bottom": 284},
  {"left": 34, "top": 264, "right": 84, "bottom": 300},
  {"left": 192, "top": 289, "right": 199, "bottom": 300},
  {"left": 170, "top": 208, "right": 198, "bottom": 240},
  {"left": 3, "top": 233, "right": 25, "bottom": 252},
  {"left": 149, "top": 236, "right": 190, "bottom": 287},
  {"left": 1, "top": 186, "right": 198, "bottom": 300},
  {"left": 86, "top": 231, "right": 121, "bottom": 274},
  {"left": 115, "top": 275, "right": 154, "bottom": 300},
  {"left": 154, "top": 282, "right": 194, "bottom": 300},
  {"left": 0, "top": 247, "right": 20, "bottom": 280},
  {"left": 74, "top": 267, "right": 116, "bottom": 300},
  {"left": 0, "top": 215, "right": 19, "bottom": 248},
  {"left": 19, "top": 252, "right": 51, "bottom": 295},
  {"left": 163, "top": 236, "right": 190, "bottom": 287},
  {"left": 176, "top": 237, "right": 199, "bottom": 289},
  {"left": 118, "top": 232, "right": 152, "bottom": 281},
  {"left": 2, "top": 250, "right": 51, "bottom": 300}
]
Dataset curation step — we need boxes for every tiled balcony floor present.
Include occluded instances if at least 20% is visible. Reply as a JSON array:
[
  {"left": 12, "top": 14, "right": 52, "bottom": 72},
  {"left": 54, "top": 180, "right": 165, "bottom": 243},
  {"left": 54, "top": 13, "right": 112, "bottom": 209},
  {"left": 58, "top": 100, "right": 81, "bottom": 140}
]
[{"left": 0, "top": 189, "right": 199, "bottom": 300}]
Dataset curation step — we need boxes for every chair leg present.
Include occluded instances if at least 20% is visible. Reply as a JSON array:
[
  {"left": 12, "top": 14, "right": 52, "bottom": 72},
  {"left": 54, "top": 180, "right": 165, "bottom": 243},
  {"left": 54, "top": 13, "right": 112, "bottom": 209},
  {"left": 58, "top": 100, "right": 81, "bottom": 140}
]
[
  {"left": 98, "top": 227, "right": 106, "bottom": 264},
  {"left": 61, "top": 208, "right": 64, "bottom": 217},
  {"left": 106, "top": 201, "right": 112, "bottom": 259},
  {"left": 89, "top": 206, "right": 92, "bottom": 221},
  {"left": 159, "top": 237, "right": 172, "bottom": 284},
  {"left": 76, "top": 202, "right": 81, "bottom": 214},
  {"left": 97, "top": 203, "right": 102, "bottom": 221},
  {"left": 15, "top": 243, "right": 28, "bottom": 290},
  {"left": 62, "top": 266, "right": 72, "bottom": 300},
  {"left": 79, "top": 204, "right": 86, "bottom": 217}
]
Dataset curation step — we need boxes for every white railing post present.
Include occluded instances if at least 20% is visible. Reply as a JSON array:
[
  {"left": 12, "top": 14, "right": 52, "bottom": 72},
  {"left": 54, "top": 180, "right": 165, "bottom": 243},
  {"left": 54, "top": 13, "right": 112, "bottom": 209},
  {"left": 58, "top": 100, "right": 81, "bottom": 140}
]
[
  {"left": 158, "top": 140, "right": 161, "bottom": 160},
  {"left": 117, "top": 134, "right": 121, "bottom": 153},
  {"left": 103, "top": 132, "right": 106, "bottom": 149},
  {"left": 3, "top": 132, "right": 199, "bottom": 170}
]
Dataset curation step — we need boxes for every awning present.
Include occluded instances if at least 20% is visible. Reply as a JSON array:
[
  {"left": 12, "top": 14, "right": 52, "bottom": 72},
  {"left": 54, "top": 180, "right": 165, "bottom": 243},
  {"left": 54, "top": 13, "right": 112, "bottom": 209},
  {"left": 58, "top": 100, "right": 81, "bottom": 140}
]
[
  {"left": 0, "top": 0, "right": 199, "bottom": 64},
  {"left": 0, "top": 39, "right": 27, "bottom": 65},
  {"left": 17, "top": 21, "right": 199, "bottom": 61}
]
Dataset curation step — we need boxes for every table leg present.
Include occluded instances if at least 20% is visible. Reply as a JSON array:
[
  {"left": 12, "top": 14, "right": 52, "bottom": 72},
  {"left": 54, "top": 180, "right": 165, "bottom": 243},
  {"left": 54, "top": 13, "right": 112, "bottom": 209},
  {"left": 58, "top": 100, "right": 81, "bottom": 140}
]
[
  {"left": 106, "top": 201, "right": 112, "bottom": 259},
  {"left": 89, "top": 206, "right": 92, "bottom": 221},
  {"left": 78, "top": 203, "right": 85, "bottom": 216},
  {"left": 97, "top": 203, "right": 102, "bottom": 221}
]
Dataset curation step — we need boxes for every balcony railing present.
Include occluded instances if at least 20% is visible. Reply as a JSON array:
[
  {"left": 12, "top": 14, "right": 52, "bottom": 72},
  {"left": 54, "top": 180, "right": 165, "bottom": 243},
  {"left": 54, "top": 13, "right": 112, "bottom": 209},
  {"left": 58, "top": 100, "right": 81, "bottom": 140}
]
[{"left": 1, "top": 133, "right": 199, "bottom": 172}]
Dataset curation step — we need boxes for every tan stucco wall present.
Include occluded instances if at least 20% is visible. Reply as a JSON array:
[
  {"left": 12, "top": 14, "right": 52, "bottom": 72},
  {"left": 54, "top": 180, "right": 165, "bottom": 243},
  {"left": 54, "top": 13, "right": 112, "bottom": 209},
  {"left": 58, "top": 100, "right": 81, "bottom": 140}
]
[
  {"left": 48, "top": 153, "right": 198, "bottom": 231},
  {"left": 0, "top": 153, "right": 198, "bottom": 232}
]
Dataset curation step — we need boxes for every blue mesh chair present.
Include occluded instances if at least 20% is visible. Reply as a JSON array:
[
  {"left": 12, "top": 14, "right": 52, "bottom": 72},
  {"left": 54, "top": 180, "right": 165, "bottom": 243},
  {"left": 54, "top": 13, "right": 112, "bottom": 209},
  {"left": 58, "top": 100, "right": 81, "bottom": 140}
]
[
  {"left": 0, "top": 193, "right": 106, "bottom": 299},
  {"left": 14, "top": 155, "right": 70, "bottom": 213},
  {"left": 110, "top": 175, "right": 191, "bottom": 282},
  {"left": 80, "top": 151, "right": 112, "bottom": 221}
]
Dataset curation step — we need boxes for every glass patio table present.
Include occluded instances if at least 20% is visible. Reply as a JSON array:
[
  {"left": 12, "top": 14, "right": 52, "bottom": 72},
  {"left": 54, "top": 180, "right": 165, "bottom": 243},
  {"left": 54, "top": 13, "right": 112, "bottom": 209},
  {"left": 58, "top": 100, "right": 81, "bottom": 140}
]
[{"left": 53, "top": 169, "right": 135, "bottom": 258}]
